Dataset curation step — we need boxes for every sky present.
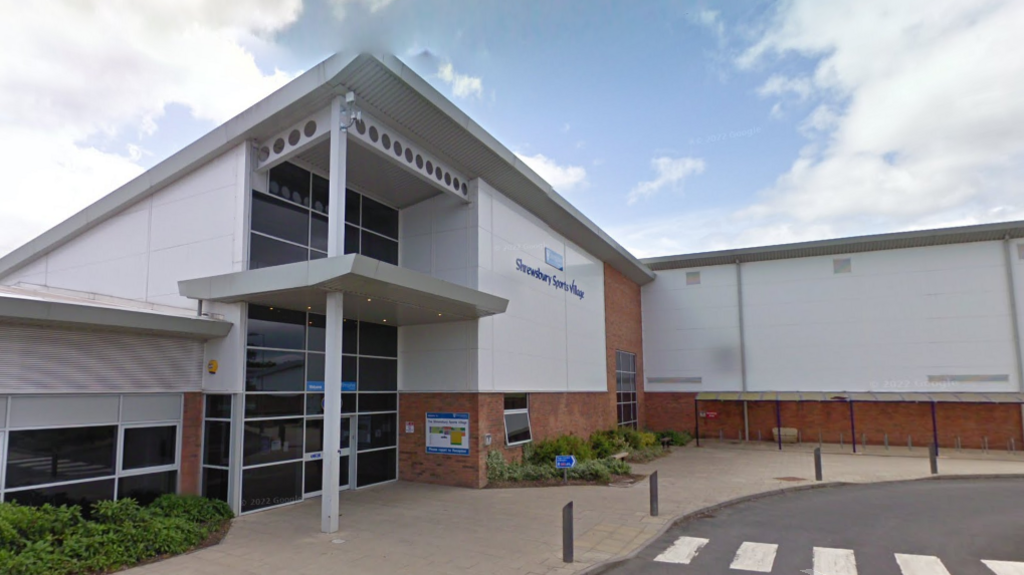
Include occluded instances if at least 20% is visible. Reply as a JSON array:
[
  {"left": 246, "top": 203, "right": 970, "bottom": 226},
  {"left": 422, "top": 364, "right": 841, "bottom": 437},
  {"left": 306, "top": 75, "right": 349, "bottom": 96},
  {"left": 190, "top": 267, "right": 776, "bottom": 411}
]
[{"left": 2, "top": 0, "right": 1024, "bottom": 259}]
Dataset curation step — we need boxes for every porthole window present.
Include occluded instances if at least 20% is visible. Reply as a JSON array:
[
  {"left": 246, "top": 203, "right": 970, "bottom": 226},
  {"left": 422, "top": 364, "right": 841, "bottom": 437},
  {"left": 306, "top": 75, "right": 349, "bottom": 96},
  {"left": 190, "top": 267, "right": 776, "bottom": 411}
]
[
  {"left": 288, "top": 129, "right": 301, "bottom": 146},
  {"left": 393, "top": 141, "right": 403, "bottom": 156},
  {"left": 381, "top": 133, "right": 391, "bottom": 150},
  {"left": 304, "top": 120, "right": 317, "bottom": 138},
  {"left": 369, "top": 126, "right": 378, "bottom": 142}
]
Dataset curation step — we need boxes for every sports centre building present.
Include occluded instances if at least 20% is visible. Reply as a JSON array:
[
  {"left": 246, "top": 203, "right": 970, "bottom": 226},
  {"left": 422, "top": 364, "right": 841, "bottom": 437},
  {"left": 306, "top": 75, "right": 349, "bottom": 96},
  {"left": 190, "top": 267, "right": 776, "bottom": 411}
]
[{"left": 0, "top": 53, "right": 1021, "bottom": 531}]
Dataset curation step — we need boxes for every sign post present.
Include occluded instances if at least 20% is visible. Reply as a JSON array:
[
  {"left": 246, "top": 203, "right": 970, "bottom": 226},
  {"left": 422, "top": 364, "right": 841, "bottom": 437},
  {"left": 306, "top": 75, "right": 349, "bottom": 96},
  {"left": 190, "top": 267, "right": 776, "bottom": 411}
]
[{"left": 555, "top": 455, "right": 577, "bottom": 484}]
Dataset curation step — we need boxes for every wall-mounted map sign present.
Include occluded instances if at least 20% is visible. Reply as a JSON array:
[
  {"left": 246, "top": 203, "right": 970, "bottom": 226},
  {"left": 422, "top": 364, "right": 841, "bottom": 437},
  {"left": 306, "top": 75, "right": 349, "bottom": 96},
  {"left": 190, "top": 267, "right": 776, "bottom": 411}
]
[{"left": 426, "top": 412, "right": 470, "bottom": 456}]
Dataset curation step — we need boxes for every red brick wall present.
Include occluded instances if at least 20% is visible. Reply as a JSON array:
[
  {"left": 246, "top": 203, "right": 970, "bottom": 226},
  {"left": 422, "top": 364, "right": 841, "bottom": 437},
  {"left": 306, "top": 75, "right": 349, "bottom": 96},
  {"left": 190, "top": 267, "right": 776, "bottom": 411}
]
[
  {"left": 649, "top": 393, "right": 1024, "bottom": 449},
  {"left": 605, "top": 263, "right": 645, "bottom": 428},
  {"left": 180, "top": 392, "right": 203, "bottom": 495}
]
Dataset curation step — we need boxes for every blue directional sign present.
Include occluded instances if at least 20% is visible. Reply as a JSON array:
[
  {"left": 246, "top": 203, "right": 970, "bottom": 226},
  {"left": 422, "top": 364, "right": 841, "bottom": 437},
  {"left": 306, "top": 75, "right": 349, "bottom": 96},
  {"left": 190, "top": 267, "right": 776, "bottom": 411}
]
[{"left": 555, "top": 455, "right": 577, "bottom": 469}]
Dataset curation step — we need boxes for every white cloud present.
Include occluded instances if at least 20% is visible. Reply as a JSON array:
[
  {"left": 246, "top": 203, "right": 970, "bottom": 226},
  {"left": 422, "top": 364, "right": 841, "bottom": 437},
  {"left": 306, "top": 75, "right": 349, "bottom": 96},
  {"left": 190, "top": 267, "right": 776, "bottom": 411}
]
[
  {"left": 329, "top": 0, "right": 395, "bottom": 20},
  {"left": 694, "top": 9, "right": 725, "bottom": 42},
  {"left": 731, "top": 0, "right": 1024, "bottom": 242},
  {"left": 0, "top": 1, "right": 301, "bottom": 257},
  {"left": 516, "top": 153, "right": 588, "bottom": 192},
  {"left": 627, "top": 157, "right": 706, "bottom": 205},
  {"left": 437, "top": 62, "right": 483, "bottom": 99}
]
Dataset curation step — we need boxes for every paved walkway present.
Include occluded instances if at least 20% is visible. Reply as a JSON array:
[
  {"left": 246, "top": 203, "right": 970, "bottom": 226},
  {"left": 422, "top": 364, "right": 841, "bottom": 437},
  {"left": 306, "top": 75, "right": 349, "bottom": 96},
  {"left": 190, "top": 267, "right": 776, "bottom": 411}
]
[{"left": 126, "top": 445, "right": 1024, "bottom": 575}]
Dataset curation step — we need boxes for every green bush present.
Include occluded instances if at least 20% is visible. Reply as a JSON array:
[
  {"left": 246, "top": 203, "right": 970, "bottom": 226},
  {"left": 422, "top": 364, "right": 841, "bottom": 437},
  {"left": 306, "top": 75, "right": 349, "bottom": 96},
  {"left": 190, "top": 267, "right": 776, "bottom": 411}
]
[
  {"left": 655, "top": 430, "right": 693, "bottom": 446},
  {"left": 486, "top": 449, "right": 632, "bottom": 484},
  {"left": 527, "top": 434, "right": 595, "bottom": 465},
  {"left": 0, "top": 494, "right": 233, "bottom": 575}
]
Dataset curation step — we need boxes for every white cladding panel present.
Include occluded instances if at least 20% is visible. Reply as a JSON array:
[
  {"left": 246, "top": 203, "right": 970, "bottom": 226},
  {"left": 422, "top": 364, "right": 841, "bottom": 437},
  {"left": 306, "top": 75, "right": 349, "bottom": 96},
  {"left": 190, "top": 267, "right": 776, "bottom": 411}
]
[
  {"left": 643, "top": 240, "right": 1021, "bottom": 393},
  {"left": 1, "top": 144, "right": 248, "bottom": 311},
  {"left": 0, "top": 324, "right": 203, "bottom": 393}
]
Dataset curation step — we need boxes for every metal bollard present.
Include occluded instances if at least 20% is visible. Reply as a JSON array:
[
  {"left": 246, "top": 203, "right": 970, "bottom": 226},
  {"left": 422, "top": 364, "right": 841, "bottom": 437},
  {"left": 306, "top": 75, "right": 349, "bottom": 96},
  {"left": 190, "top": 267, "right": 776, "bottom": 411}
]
[
  {"left": 758, "top": 430, "right": 762, "bottom": 442},
  {"left": 908, "top": 435, "right": 913, "bottom": 451},
  {"left": 814, "top": 447, "right": 823, "bottom": 481},
  {"left": 884, "top": 433, "right": 889, "bottom": 451},
  {"left": 839, "top": 432, "right": 844, "bottom": 449},
  {"left": 862, "top": 433, "right": 867, "bottom": 451},
  {"left": 563, "top": 502, "right": 573, "bottom": 563},
  {"left": 984, "top": 436, "right": 989, "bottom": 453},
  {"left": 929, "top": 443, "right": 938, "bottom": 475},
  {"left": 956, "top": 436, "right": 962, "bottom": 451},
  {"left": 719, "top": 429, "right": 724, "bottom": 441},
  {"left": 739, "top": 430, "right": 742, "bottom": 441},
  {"left": 650, "top": 471, "right": 659, "bottom": 517},
  {"left": 1012, "top": 438, "right": 1017, "bottom": 453}
]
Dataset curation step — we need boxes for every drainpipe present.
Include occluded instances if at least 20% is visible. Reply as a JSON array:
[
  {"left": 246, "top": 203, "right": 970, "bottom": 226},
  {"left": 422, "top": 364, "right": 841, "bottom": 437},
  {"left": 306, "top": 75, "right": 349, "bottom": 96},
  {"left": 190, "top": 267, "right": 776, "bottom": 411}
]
[{"left": 736, "top": 260, "right": 750, "bottom": 441}]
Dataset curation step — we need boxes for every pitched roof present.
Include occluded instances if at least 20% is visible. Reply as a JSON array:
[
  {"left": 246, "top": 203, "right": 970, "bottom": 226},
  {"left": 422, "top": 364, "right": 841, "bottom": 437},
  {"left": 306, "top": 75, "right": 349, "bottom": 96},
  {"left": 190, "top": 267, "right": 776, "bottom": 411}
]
[{"left": 0, "top": 53, "right": 655, "bottom": 285}]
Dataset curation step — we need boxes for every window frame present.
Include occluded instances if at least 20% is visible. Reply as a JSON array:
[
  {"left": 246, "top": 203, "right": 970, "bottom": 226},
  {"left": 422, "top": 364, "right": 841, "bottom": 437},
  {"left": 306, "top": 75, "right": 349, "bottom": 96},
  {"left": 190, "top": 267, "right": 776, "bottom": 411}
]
[
  {"left": 616, "top": 350, "right": 639, "bottom": 429},
  {"left": 503, "top": 394, "right": 533, "bottom": 447}
]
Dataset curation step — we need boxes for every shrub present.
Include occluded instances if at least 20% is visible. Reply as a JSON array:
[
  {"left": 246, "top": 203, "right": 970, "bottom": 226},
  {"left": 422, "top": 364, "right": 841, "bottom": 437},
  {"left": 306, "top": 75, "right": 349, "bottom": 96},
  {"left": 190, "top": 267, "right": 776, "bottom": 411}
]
[
  {"left": 655, "top": 430, "right": 693, "bottom": 446},
  {"left": 148, "top": 494, "right": 233, "bottom": 524},
  {"left": 487, "top": 450, "right": 632, "bottom": 484},
  {"left": 527, "top": 434, "right": 595, "bottom": 465},
  {"left": 0, "top": 503, "right": 84, "bottom": 551}
]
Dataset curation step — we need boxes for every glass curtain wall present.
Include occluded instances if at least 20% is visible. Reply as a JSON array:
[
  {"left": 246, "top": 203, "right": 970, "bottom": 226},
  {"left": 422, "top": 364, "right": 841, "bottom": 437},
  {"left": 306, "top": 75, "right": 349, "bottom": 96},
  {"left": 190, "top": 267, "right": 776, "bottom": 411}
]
[
  {"left": 242, "top": 304, "right": 398, "bottom": 513},
  {"left": 249, "top": 162, "right": 399, "bottom": 269}
]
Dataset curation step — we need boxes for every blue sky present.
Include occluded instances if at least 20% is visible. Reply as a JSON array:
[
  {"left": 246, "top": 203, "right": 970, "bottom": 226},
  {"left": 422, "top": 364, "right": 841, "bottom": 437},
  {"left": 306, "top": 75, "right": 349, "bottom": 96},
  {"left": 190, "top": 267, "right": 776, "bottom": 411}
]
[{"left": 3, "top": 0, "right": 1024, "bottom": 259}]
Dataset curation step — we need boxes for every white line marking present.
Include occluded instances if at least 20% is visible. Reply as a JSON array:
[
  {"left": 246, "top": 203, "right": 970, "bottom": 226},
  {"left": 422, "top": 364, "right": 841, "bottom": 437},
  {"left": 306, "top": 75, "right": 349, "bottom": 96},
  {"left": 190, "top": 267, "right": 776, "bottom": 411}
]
[
  {"left": 813, "top": 547, "right": 858, "bottom": 575},
  {"left": 895, "top": 554, "right": 951, "bottom": 575},
  {"left": 653, "top": 536, "right": 709, "bottom": 564},
  {"left": 983, "top": 560, "right": 1024, "bottom": 575},
  {"left": 730, "top": 541, "right": 778, "bottom": 572}
]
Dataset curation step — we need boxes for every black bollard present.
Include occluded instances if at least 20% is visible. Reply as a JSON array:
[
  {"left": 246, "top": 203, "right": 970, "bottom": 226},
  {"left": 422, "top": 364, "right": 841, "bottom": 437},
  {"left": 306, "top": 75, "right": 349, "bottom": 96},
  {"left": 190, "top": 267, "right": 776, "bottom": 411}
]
[
  {"left": 814, "top": 447, "right": 823, "bottom": 481},
  {"left": 563, "top": 502, "right": 573, "bottom": 563},
  {"left": 650, "top": 471, "right": 659, "bottom": 517}
]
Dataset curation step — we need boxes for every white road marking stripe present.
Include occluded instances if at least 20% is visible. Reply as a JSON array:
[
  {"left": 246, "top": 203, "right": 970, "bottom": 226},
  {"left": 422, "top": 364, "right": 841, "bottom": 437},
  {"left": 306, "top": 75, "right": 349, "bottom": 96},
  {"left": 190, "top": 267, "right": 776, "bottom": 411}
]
[
  {"left": 895, "top": 554, "right": 951, "bottom": 575},
  {"left": 730, "top": 541, "right": 779, "bottom": 572},
  {"left": 813, "top": 547, "right": 858, "bottom": 575},
  {"left": 653, "top": 536, "right": 709, "bottom": 564},
  {"left": 983, "top": 560, "right": 1024, "bottom": 575}
]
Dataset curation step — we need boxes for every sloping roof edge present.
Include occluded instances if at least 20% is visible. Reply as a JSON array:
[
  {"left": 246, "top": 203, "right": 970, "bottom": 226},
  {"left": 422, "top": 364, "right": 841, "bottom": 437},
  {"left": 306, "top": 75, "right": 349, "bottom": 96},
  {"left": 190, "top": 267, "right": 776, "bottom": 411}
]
[
  {"left": 0, "top": 53, "right": 654, "bottom": 286},
  {"left": 643, "top": 220, "right": 1024, "bottom": 271}
]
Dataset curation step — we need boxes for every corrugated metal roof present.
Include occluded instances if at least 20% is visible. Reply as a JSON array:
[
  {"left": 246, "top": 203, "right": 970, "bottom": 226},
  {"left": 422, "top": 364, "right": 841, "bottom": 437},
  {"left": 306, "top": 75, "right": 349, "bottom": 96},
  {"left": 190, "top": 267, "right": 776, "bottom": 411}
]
[
  {"left": 644, "top": 220, "right": 1024, "bottom": 270},
  {"left": 696, "top": 391, "right": 1024, "bottom": 403}
]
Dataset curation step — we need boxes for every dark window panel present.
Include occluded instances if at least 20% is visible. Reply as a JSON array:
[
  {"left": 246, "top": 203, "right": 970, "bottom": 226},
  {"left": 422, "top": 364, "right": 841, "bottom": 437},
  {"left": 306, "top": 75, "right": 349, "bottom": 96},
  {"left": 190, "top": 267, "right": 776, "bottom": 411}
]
[
  {"left": 360, "top": 231, "right": 398, "bottom": 265},
  {"left": 6, "top": 427, "right": 117, "bottom": 488},
  {"left": 123, "top": 426, "right": 176, "bottom": 470},
  {"left": 243, "top": 419, "right": 304, "bottom": 467},
  {"left": 304, "top": 456, "right": 348, "bottom": 494},
  {"left": 7, "top": 479, "right": 115, "bottom": 517},
  {"left": 505, "top": 412, "right": 532, "bottom": 444},
  {"left": 202, "top": 468, "right": 229, "bottom": 502},
  {"left": 342, "top": 393, "right": 357, "bottom": 414},
  {"left": 343, "top": 355, "right": 357, "bottom": 387},
  {"left": 251, "top": 192, "right": 309, "bottom": 246},
  {"left": 249, "top": 233, "right": 308, "bottom": 270},
  {"left": 244, "top": 394, "right": 304, "bottom": 418},
  {"left": 358, "top": 393, "right": 397, "bottom": 413},
  {"left": 307, "top": 353, "right": 325, "bottom": 388},
  {"left": 343, "top": 319, "right": 358, "bottom": 354},
  {"left": 246, "top": 349, "right": 305, "bottom": 392},
  {"left": 358, "top": 357, "right": 397, "bottom": 391},
  {"left": 310, "top": 249, "right": 327, "bottom": 260},
  {"left": 504, "top": 394, "right": 528, "bottom": 411},
  {"left": 241, "top": 462, "right": 302, "bottom": 513},
  {"left": 358, "top": 322, "right": 397, "bottom": 358},
  {"left": 312, "top": 174, "right": 329, "bottom": 214},
  {"left": 247, "top": 305, "right": 306, "bottom": 349},
  {"left": 307, "top": 393, "right": 324, "bottom": 416},
  {"left": 305, "top": 419, "right": 323, "bottom": 453},
  {"left": 311, "top": 213, "right": 329, "bottom": 253},
  {"left": 345, "top": 189, "right": 360, "bottom": 225},
  {"left": 203, "top": 421, "right": 231, "bottom": 467},
  {"left": 360, "top": 196, "right": 399, "bottom": 239},
  {"left": 344, "top": 224, "right": 360, "bottom": 255},
  {"left": 205, "top": 395, "right": 232, "bottom": 419},
  {"left": 356, "top": 449, "right": 396, "bottom": 488},
  {"left": 118, "top": 471, "right": 177, "bottom": 505},
  {"left": 268, "top": 163, "right": 310, "bottom": 207},
  {"left": 307, "top": 314, "right": 326, "bottom": 352},
  {"left": 357, "top": 413, "right": 396, "bottom": 451}
]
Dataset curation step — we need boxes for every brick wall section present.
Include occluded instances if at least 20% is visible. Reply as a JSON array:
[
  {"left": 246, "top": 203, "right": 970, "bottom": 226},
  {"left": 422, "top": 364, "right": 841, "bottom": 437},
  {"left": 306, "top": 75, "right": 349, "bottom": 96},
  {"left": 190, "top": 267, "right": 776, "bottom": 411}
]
[
  {"left": 653, "top": 394, "right": 1024, "bottom": 448},
  {"left": 604, "top": 263, "right": 645, "bottom": 428},
  {"left": 398, "top": 393, "right": 482, "bottom": 488},
  {"left": 180, "top": 392, "right": 203, "bottom": 495}
]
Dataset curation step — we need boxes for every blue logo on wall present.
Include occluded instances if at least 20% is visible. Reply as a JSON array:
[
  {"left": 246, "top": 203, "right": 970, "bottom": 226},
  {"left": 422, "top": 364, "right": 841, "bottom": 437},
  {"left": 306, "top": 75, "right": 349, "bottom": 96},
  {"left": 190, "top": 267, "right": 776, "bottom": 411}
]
[
  {"left": 515, "top": 258, "right": 585, "bottom": 300},
  {"left": 306, "top": 381, "right": 356, "bottom": 392},
  {"left": 545, "top": 247, "right": 564, "bottom": 271}
]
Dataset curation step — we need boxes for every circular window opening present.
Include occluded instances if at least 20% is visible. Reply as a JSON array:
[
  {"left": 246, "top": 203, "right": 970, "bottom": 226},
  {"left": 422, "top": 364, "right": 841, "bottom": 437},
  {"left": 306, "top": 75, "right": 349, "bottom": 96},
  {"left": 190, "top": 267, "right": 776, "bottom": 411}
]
[
  {"left": 436, "top": 168, "right": 443, "bottom": 181},
  {"left": 369, "top": 126, "right": 379, "bottom": 142},
  {"left": 405, "top": 148, "right": 414, "bottom": 163},
  {"left": 273, "top": 138, "right": 285, "bottom": 154},
  {"left": 304, "top": 120, "right": 317, "bottom": 138},
  {"left": 356, "top": 120, "right": 366, "bottom": 135},
  {"left": 394, "top": 141, "right": 403, "bottom": 156},
  {"left": 444, "top": 172, "right": 452, "bottom": 186},
  {"left": 461, "top": 183, "right": 468, "bottom": 195},
  {"left": 258, "top": 147, "right": 270, "bottom": 162},
  {"left": 425, "top": 160, "right": 433, "bottom": 175},
  {"left": 416, "top": 154, "right": 424, "bottom": 169},
  {"left": 381, "top": 133, "right": 391, "bottom": 150},
  {"left": 288, "top": 129, "right": 301, "bottom": 146},
  {"left": 453, "top": 177, "right": 460, "bottom": 190}
]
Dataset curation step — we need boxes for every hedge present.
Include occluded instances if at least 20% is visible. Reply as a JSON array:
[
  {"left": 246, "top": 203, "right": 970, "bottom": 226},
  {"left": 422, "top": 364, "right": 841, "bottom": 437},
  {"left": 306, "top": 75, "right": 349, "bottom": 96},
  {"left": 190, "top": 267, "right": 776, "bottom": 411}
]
[{"left": 0, "top": 495, "right": 233, "bottom": 575}]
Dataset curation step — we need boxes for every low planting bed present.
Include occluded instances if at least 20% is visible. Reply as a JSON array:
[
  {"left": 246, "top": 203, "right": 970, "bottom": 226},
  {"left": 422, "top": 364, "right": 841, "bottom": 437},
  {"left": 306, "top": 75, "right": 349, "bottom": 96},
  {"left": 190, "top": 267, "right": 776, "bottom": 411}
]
[
  {"left": 486, "top": 428, "right": 692, "bottom": 487},
  {"left": 0, "top": 494, "right": 233, "bottom": 575}
]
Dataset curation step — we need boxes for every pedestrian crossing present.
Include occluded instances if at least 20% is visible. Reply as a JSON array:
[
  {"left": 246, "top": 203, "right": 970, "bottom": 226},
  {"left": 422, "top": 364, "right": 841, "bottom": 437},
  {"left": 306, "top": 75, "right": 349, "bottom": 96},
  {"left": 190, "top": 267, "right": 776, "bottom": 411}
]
[{"left": 652, "top": 536, "right": 1024, "bottom": 574}]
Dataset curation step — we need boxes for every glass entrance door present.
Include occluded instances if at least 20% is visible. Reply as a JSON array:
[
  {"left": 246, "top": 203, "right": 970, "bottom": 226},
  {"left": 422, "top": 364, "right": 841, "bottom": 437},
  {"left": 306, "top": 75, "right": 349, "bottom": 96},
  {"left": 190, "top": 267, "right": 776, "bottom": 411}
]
[{"left": 303, "top": 415, "right": 355, "bottom": 497}]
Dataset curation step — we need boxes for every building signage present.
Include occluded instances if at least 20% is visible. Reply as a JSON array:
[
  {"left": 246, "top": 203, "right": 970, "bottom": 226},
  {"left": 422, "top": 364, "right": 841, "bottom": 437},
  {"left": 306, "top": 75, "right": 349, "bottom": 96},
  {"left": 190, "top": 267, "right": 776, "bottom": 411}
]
[
  {"left": 306, "top": 381, "right": 356, "bottom": 392},
  {"left": 545, "top": 247, "right": 564, "bottom": 271},
  {"left": 555, "top": 455, "right": 577, "bottom": 469},
  {"left": 426, "top": 412, "right": 470, "bottom": 456},
  {"left": 515, "top": 258, "right": 585, "bottom": 300}
]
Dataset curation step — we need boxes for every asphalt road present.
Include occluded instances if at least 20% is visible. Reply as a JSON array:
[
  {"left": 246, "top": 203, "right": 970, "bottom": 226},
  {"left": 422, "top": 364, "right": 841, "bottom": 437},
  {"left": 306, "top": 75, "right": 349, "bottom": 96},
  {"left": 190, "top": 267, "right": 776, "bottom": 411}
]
[{"left": 599, "top": 478, "right": 1024, "bottom": 575}]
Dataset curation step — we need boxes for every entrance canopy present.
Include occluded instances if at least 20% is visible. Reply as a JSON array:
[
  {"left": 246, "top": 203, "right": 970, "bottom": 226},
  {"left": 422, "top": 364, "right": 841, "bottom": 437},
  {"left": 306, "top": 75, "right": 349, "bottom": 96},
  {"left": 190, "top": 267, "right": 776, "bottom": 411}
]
[
  {"left": 696, "top": 391, "right": 1024, "bottom": 404},
  {"left": 178, "top": 253, "right": 508, "bottom": 325}
]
